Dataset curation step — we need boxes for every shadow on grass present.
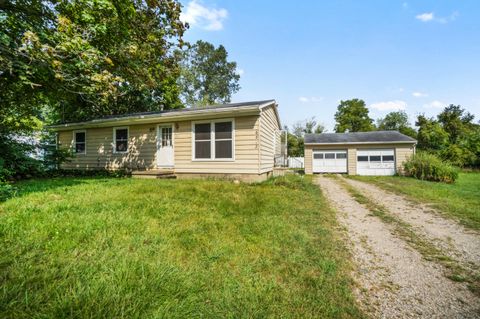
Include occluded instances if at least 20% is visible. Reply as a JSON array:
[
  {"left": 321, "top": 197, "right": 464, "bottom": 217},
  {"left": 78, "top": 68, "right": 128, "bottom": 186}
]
[{"left": 10, "top": 177, "right": 112, "bottom": 199}]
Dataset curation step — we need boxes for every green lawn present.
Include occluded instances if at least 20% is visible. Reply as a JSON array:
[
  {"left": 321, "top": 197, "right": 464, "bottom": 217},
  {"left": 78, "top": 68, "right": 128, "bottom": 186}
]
[
  {"left": 0, "top": 176, "right": 362, "bottom": 318},
  {"left": 350, "top": 172, "right": 480, "bottom": 231}
]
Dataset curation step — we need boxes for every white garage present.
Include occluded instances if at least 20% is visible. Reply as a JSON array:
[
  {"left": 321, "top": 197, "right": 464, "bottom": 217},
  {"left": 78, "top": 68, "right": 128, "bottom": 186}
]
[
  {"left": 356, "top": 149, "right": 395, "bottom": 176},
  {"left": 304, "top": 131, "right": 417, "bottom": 176},
  {"left": 312, "top": 150, "right": 347, "bottom": 173}
]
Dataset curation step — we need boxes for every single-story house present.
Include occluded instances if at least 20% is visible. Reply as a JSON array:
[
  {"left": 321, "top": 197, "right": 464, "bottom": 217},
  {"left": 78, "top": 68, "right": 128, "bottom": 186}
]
[
  {"left": 304, "top": 131, "right": 417, "bottom": 176},
  {"left": 49, "top": 100, "right": 282, "bottom": 182}
]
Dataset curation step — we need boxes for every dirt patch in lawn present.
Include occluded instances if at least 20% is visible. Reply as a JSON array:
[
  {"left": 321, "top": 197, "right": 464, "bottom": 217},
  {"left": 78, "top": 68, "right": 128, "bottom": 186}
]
[{"left": 316, "top": 175, "right": 480, "bottom": 318}]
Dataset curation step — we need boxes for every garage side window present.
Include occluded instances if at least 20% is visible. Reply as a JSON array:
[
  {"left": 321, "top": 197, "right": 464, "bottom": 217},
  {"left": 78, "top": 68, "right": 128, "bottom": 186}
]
[{"left": 74, "top": 131, "right": 86, "bottom": 154}]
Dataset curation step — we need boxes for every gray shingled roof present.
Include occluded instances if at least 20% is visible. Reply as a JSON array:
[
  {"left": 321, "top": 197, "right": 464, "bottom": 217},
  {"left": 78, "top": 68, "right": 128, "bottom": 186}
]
[
  {"left": 55, "top": 99, "right": 275, "bottom": 125},
  {"left": 304, "top": 131, "right": 416, "bottom": 144}
]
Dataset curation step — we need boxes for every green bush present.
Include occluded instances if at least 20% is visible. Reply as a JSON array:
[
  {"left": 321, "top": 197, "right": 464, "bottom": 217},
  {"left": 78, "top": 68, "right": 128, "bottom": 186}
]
[
  {"left": 0, "top": 182, "right": 16, "bottom": 202},
  {"left": 402, "top": 152, "right": 459, "bottom": 183}
]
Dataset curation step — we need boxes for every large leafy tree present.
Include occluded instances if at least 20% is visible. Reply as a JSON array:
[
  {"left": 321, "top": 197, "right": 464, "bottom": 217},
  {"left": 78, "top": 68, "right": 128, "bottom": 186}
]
[
  {"left": 377, "top": 111, "right": 417, "bottom": 138},
  {"left": 437, "top": 104, "right": 475, "bottom": 144},
  {"left": 1, "top": 0, "right": 187, "bottom": 124},
  {"left": 415, "top": 105, "right": 480, "bottom": 167},
  {"left": 179, "top": 40, "right": 240, "bottom": 106},
  {"left": 0, "top": 0, "right": 187, "bottom": 180},
  {"left": 334, "top": 99, "right": 374, "bottom": 133}
]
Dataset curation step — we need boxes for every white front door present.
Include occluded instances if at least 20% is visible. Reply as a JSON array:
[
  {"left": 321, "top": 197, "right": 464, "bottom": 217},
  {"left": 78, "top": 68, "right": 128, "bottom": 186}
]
[{"left": 157, "top": 125, "right": 174, "bottom": 167}]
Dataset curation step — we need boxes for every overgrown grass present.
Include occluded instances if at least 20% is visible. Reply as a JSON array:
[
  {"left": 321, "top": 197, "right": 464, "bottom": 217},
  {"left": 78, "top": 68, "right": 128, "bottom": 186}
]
[
  {"left": 349, "top": 172, "right": 480, "bottom": 231},
  {"left": 334, "top": 176, "right": 479, "bottom": 295},
  {"left": 0, "top": 175, "right": 362, "bottom": 318}
]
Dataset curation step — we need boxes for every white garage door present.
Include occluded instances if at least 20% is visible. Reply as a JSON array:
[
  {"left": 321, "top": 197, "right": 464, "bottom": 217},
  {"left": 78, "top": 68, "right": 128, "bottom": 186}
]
[
  {"left": 357, "top": 149, "right": 395, "bottom": 176},
  {"left": 312, "top": 150, "right": 347, "bottom": 173}
]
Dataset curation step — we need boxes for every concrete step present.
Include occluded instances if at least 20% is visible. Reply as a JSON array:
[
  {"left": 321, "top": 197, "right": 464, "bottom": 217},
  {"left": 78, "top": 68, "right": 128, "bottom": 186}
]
[{"left": 131, "top": 169, "right": 176, "bottom": 179}]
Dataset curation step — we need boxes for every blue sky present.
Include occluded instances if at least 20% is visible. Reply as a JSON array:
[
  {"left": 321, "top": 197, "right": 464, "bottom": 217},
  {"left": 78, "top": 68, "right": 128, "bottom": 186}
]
[{"left": 180, "top": 0, "right": 480, "bottom": 131}]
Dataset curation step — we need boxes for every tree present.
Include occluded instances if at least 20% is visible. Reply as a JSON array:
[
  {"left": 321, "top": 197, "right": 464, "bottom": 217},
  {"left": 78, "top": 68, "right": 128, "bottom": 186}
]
[
  {"left": 179, "top": 40, "right": 240, "bottom": 106},
  {"left": 1, "top": 0, "right": 187, "bottom": 124},
  {"left": 415, "top": 115, "right": 449, "bottom": 151},
  {"left": 288, "top": 117, "right": 324, "bottom": 156},
  {"left": 437, "top": 104, "right": 475, "bottom": 144},
  {"left": 334, "top": 99, "right": 374, "bottom": 133},
  {"left": 292, "top": 117, "right": 324, "bottom": 137},
  {"left": 0, "top": 0, "right": 187, "bottom": 179},
  {"left": 377, "top": 111, "right": 417, "bottom": 138}
]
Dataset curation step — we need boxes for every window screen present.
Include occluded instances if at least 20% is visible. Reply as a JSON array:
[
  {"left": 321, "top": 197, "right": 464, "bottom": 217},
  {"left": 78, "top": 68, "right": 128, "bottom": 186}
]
[
  {"left": 214, "top": 122, "right": 232, "bottom": 158},
  {"left": 195, "top": 123, "right": 211, "bottom": 159},
  {"left": 325, "top": 153, "right": 335, "bottom": 159},
  {"left": 357, "top": 156, "right": 368, "bottom": 162},
  {"left": 313, "top": 153, "right": 323, "bottom": 159},
  {"left": 75, "top": 132, "right": 86, "bottom": 154},
  {"left": 382, "top": 155, "right": 394, "bottom": 162},
  {"left": 115, "top": 128, "right": 128, "bottom": 152},
  {"left": 370, "top": 155, "right": 381, "bottom": 162},
  {"left": 336, "top": 153, "right": 347, "bottom": 159}
]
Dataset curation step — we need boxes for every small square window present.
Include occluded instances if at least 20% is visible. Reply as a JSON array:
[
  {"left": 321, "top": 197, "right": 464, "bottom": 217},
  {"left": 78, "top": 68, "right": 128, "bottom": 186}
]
[
  {"left": 357, "top": 156, "right": 368, "bottom": 162},
  {"left": 382, "top": 155, "right": 394, "bottom": 162},
  {"left": 313, "top": 153, "right": 324, "bottom": 159},
  {"left": 370, "top": 155, "right": 381, "bottom": 162},
  {"left": 325, "top": 153, "right": 335, "bottom": 159},
  {"left": 336, "top": 153, "right": 347, "bottom": 159}
]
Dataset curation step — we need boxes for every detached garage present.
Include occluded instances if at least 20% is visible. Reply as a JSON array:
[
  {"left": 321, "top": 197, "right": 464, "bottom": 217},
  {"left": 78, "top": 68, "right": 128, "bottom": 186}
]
[{"left": 304, "top": 131, "right": 417, "bottom": 176}]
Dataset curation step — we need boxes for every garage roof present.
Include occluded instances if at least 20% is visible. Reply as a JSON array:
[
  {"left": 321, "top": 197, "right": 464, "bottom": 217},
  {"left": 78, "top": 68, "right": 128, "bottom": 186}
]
[{"left": 304, "top": 131, "right": 416, "bottom": 145}]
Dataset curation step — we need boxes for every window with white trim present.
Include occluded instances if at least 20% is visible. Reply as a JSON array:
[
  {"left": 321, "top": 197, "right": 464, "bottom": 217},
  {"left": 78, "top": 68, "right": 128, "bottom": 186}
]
[
  {"left": 74, "top": 131, "right": 86, "bottom": 154},
  {"left": 114, "top": 127, "right": 129, "bottom": 153},
  {"left": 193, "top": 121, "right": 233, "bottom": 160}
]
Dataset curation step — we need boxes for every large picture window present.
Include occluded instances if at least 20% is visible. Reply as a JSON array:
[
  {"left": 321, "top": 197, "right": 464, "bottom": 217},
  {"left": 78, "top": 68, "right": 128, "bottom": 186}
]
[
  {"left": 193, "top": 120, "right": 234, "bottom": 160},
  {"left": 114, "top": 127, "right": 129, "bottom": 153},
  {"left": 74, "top": 131, "right": 86, "bottom": 154}
]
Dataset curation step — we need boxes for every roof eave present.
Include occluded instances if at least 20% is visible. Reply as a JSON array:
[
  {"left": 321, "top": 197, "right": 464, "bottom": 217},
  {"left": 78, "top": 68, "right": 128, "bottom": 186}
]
[
  {"left": 47, "top": 105, "right": 262, "bottom": 131},
  {"left": 305, "top": 140, "right": 417, "bottom": 145}
]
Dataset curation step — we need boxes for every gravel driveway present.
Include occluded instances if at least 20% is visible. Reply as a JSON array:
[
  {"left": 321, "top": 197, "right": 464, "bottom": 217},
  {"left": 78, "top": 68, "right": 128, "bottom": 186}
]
[{"left": 315, "top": 175, "right": 480, "bottom": 318}]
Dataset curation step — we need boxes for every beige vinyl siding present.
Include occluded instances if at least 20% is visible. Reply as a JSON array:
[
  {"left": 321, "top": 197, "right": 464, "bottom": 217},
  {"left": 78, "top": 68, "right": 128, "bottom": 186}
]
[
  {"left": 304, "top": 143, "right": 415, "bottom": 175},
  {"left": 174, "top": 115, "right": 261, "bottom": 174},
  {"left": 259, "top": 105, "right": 281, "bottom": 173},
  {"left": 304, "top": 147, "right": 313, "bottom": 174},
  {"left": 58, "top": 114, "right": 270, "bottom": 175},
  {"left": 58, "top": 124, "right": 157, "bottom": 170}
]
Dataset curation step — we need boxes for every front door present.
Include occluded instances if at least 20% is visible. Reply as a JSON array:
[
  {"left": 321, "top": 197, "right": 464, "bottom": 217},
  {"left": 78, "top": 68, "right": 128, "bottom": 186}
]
[{"left": 157, "top": 125, "right": 174, "bottom": 167}]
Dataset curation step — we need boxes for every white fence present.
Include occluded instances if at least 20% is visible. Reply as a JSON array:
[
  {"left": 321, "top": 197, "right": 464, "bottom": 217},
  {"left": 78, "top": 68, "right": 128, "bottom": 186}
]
[{"left": 288, "top": 157, "right": 304, "bottom": 169}]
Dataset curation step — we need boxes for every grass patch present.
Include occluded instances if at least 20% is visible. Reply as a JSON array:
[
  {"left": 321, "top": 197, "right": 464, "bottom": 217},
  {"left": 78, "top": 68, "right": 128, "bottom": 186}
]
[
  {"left": 0, "top": 175, "right": 362, "bottom": 318},
  {"left": 349, "top": 172, "right": 480, "bottom": 231},
  {"left": 333, "top": 176, "right": 479, "bottom": 295}
]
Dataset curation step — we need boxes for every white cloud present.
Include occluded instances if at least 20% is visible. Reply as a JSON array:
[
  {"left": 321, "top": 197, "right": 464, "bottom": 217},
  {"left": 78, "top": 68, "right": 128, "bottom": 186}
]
[
  {"left": 370, "top": 100, "right": 407, "bottom": 111},
  {"left": 298, "top": 96, "right": 324, "bottom": 103},
  {"left": 416, "top": 12, "right": 434, "bottom": 22},
  {"left": 236, "top": 68, "right": 244, "bottom": 76},
  {"left": 423, "top": 100, "right": 444, "bottom": 109},
  {"left": 181, "top": 0, "right": 228, "bottom": 31},
  {"left": 416, "top": 11, "right": 459, "bottom": 24},
  {"left": 412, "top": 91, "right": 428, "bottom": 97}
]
